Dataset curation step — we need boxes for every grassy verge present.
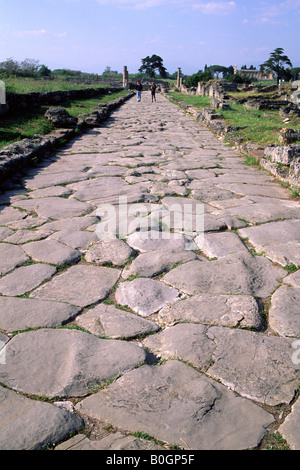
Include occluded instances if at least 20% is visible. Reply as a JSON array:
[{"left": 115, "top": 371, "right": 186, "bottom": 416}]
[
  {"left": 0, "top": 90, "right": 131, "bottom": 148},
  {"left": 167, "top": 91, "right": 300, "bottom": 147},
  {"left": 2, "top": 77, "right": 110, "bottom": 94}
]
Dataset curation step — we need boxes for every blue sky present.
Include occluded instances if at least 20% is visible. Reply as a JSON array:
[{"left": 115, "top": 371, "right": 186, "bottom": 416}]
[{"left": 0, "top": 0, "right": 299, "bottom": 75}]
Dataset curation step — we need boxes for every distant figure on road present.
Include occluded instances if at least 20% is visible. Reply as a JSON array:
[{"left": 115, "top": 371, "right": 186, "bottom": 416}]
[
  {"left": 136, "top": 81, "right": 143, "bottom": 102},
  {"left": 150, "top": 82, "right": 157, "bottom": 102}
]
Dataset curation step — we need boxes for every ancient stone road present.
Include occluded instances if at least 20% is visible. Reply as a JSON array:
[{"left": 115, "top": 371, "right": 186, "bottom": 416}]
[{"left": 0, "top": 91, "right": 299, "bottom": 450}]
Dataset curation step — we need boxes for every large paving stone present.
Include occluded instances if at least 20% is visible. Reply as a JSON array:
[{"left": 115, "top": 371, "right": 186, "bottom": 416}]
[
  {"left": 238, "top": 220, "right": 300, "bottom": 266},
  {"left": 283, "top": 270, "right": 300, "bottom": 288},
  {"left": 115, "top": 278, "right": 179, "bottom": 317},
  {"left": 22, "top": 239, "right": 81, "bottom": 266},
  {"left": 217, "top": 182, "right": 290, "bottom": 199},
  {"left": 126, "top": 230, "right": 196, "bottom": 252},
  {"left": 206, "top": 327, "right": 300, "bottom": 406},
  {"left": 0, "top": 328, "right": 148, "bottom": 397},
  {"left": 31, "top": 265, "right": 120, "bottom": 307},
  {"left": 158, "top": 294, "right": 263, "bottom": 330},
  {"left": 0, "top": 386, "right": 83, "bottom": 450},
  {"left": 122, "top": 247, "right": 197, "bottom": 279},
  {"left": 50, "top": 230, "right": 98, "bottom": 252},
  {"left": 76, "top": 303, "right": 160, "bottom": 339},
  {"left": 3, "top": 229, "right": 53, "bottom": 245},
  {"left": 85, "top": 238, "right": 134, "bottom": 267},
  {"left": 0, "top": 207, "right": 27, "bottom": 225},
  {"left": 0, "top": 297, "right": 81, "bottom": 332},
  {"left": 12, "top": 197, "right": 93, "bottom": 220},
  {"left": 198, "top": 232, "right": 248, "bottom": 259},
  {"left": 144, "top": 325, "right": 300, "bottom": 406},
  {"left": 75, "top": 360, "right": 274, "bottom": 450},
  {"left": 0, "top": 244, "right": 28, "bottom": 276},
  {"left": 269, "top": 286, "right": 300, "bottom": 337},
  {"left": 0, "top": 263, "right": 56, "bottom": 296},
  {"left": 163, "top": 252, "right": 285, "bottom": 298}
]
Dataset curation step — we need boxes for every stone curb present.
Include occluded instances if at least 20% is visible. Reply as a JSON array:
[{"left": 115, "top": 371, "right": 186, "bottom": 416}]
[{"left": 0, "top": 91, "right": 135, "bottom": 184}]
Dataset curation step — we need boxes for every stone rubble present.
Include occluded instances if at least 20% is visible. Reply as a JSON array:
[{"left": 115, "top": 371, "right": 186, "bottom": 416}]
[{"left": 0, "top": 91, "right": 299, "bottom": 451}]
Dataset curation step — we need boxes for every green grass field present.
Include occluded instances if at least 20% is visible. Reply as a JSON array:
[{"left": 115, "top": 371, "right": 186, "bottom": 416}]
[
  {"left": 0, "top": 90, "right": 131, "bottom": 148},
  {"left": 167, "top": 91, "right": 300, "bottom": 146}
]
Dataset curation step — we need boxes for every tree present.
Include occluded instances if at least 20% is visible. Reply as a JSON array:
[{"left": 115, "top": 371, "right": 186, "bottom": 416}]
[
  {"left": 38, "top": 65, "right": 52, "bottom": 77},
  {"left": 139, "top": 55, "right": 167, "bottom": 79},
  {"left": 260, "top": 48, "right": 292, "bottom": 85},
  {"left": 184, "top": 70, "right": 213, "bottom": 88}
]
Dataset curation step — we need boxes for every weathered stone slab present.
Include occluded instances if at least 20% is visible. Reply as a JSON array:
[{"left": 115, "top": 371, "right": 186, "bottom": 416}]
[
  {"left": 0, "top": 244, "right": 28, "bottom": 276},
  {"left": 269, "top": 286, "right": 300, "bottom": 337},
  {"left": 0, "top": 207, "right": 27, "bottom": 225},
  {"left": 163, "top": 253, "right": 285, "bottom": 298},
  {"left": 85, "top": 238, "right": 134, "bottom": 266},
  {"left": 75, "top": 360, "right": 274, "bottom": 450},
  {"left": 0, "top": 328, "right": 148, "bottom": 397},
  {"left": 22, "top": 239, "right": 81, "bottom": 266},
  {"left": 76, "top": 303, "right": 160, "bottom": 339},
  {"left": 115, "top": 278, "right": 179, "bottom": 317},
  {"left": 0, "top": 297, "right": 81, "bottom": 332},
  {"left": 23, "top": 171, "right": 89, "bottom": 190},
  {"left": 217, "top": 182, "right": 290, "bottom": 199},
  {"left": 122, "top": 248, "right": 197, "bottom": 279},
  {"left": 6, "top": 216, "right": 50, "bottom": 230},
  {"left": 0, "top": 263, "right": 56, "bottom": 296},
  {"left": 126, "top": 230, "right": 196, "bottom": 252},
  {"left": 216, "top": 201, "right": 300, "bottom": 225},
  {"left": 197, "top": 232, "right": 248, "bottom": 259},
  {"left": 278, "top": 398, "right": 300, "bottom": 450},
  {"left": 31, "top": 264, "right": 120, "bottom": 307},
  {"left": 0, "top": 385, "right": 83, "bottom": 450},
  {"left": 27, "top": 186, "right": 73, "bottom": 199},
  {"left": 3, "top": 229, "right": 53, "bottom": 245},
  {"left": 50, "top": 230, "right": 97, "bottom": 252},
  {"left": 206, "top": 327, "right": 300, "bottom": 406},
  {"left": 55, "top": 432, "right": 163, "bottom": 450},
  {"left": 42, "top": 216, "right": 99, "bottom": 231},
  {"left": 12, "top": 197, "right": 93, "bottom": 220},
  {"left": 158, "top": 294, "right": 263, "bottom": 330}
]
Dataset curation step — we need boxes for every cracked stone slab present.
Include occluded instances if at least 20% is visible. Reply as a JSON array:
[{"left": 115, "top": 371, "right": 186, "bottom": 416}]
[
  {"left": 206, "top": 327, "right": 300, "bottom": 406},
  {"left": 279, "top": 398, "right": 300, "bottom": 450},
  {"left": 22, "top": 239, "right": 81, "bottom": 266},
  {"left": 0, "top": 328, "right": 148, "bottom": 397},
  {"left": 85, "top": 238, "right": 134, "bottom": 266},
  {"left": 269, "top": 285, "right": 300, "bottom": 337},
  {"left": 55, "top": 432, "right": 163, "bottom": 450},
  {"left": 0, "top": 296, "right": 81, "bottom": 332},
  {"left": 283, "top": 270, "right": 300, "bottom": 288},
  {"left": 122, "top": 247, "right": 198, "bottom": 279},
  {"left": 163, "top": 252, "right": 285, "bottom": 298},
  {"left": 76, "top": 303, "right": 160, "bottom": 339},
  {"left": 0, "top": 385, "right": 83, "bottom": 450},
  {"left": 0, "top": 244, "right": 28, "bottom": 276},
  {"left": 144, "top": 325, "right": 300, "bottom": 406},
  {"left": 115, "top": 278, "right": 179, "bottom": 317},
  {"left": 0, "top": 263, "right": 56, "bottom": 296},
  {"left": 42, "top": 216, "right": 99, "bottom": 232},
  {"left": 158, "top": 294, "right": 263, "bottom": 330},
  {"left": 31, "top": 264, "right": 120, "bottom": 307},
  {"left": 217, "top": 182, "right": 290, "bottom": 199},
  {"left": 0, "top": 227, "right": 14, "bottom": 240},
  {"left": 75, "top": 360, "right": 274, "bottom": 450},
  {"left": 12, "top": 197, "right": 93, "bottom": 220}
]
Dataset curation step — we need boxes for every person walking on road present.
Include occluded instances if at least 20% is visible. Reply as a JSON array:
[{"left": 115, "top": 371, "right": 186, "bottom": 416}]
[
  {"left": 150, "top": 82, "right": 157, "bottom": 102},
  {"left": 136, "top": 81, "right": 143, "bottom": 102}
]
